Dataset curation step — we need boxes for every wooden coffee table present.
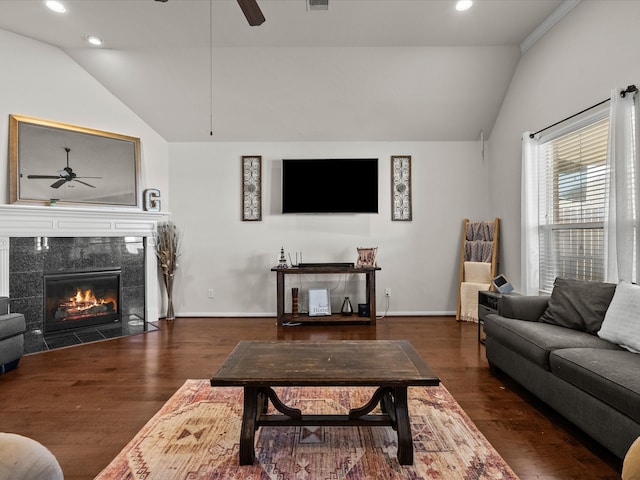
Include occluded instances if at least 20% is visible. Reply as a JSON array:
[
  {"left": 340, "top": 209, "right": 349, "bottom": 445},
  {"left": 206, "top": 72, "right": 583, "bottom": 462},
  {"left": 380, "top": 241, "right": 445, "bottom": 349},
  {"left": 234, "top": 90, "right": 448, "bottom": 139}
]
[{"left": 210, "top": 340, "right": 440, "bottom": 465}]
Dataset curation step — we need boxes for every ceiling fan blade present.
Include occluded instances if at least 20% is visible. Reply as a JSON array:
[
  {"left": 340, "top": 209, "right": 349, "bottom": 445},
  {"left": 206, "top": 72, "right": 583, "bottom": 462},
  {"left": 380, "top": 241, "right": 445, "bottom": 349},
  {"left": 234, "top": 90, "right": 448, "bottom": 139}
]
[
  {"left": 153, "top": 0, "right": 264, "bottom": 26},
  {"left": 76, "top": 176, "right": 103, "bottom": 179},
  {"left": 237, "top": 0, "right": 265, "bottom": 26},
  {"left": 27, "top": 175, "right": 61, "bottom": 179},
  {"left": 73, "top": 179, "right": 96, "bottom": 188},
  {"left": 51, "top": 179, "right": 67, "bottom": 189}
]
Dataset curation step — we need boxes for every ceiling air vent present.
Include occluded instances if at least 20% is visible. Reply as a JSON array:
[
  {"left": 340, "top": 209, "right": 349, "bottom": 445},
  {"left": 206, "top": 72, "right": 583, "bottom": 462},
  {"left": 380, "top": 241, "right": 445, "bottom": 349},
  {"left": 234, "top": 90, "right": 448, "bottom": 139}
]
[{"left": 308, "top": 0, "right": 329, "bottom": 11}]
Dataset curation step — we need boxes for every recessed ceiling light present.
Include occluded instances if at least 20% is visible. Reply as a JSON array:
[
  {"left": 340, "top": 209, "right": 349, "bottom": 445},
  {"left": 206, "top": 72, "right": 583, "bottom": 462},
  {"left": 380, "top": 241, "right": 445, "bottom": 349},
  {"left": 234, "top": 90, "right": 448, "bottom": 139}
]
[
  {"left": 85, "top": 35, "right": 103, "bottom": 46},
  {"left": 456, "top": 0, "right": 473, "bottom": 12},
  {"left": 44, "top": 1, "right": 66, "bottom": 13}
]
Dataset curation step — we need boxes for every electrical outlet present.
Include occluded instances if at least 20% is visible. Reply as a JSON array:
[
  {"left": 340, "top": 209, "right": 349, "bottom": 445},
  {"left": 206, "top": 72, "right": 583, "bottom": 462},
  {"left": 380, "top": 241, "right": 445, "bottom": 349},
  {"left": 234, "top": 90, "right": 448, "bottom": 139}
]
[
  {"left": 385, "top": 288, "right": 391, "bottom": 297},
  {"left": 208, "top": 289, "right": 214, "bottom": 299}
]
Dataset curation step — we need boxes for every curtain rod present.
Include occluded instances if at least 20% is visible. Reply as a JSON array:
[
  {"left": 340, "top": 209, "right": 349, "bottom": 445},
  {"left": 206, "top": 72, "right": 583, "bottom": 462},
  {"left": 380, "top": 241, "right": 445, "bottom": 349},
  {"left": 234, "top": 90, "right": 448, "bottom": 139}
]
[{"left": 529, "top": 84, "right": 638, "bottom": 139}]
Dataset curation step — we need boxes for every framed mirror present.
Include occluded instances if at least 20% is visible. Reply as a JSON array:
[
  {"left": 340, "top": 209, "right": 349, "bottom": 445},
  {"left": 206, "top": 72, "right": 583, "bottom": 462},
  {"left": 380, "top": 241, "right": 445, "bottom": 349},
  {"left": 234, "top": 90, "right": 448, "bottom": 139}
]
[{"left": 9, "top": 114, "right": 141, "bottom": 208}]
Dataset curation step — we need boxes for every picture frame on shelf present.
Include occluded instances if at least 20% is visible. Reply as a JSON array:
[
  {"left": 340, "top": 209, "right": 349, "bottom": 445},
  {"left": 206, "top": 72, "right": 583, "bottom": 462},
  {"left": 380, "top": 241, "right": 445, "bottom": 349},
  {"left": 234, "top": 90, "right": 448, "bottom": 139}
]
[
  {"left": 356, "top": 247, "right": 378, "bottom": 267},
  {"left": 242, "top": 156, "right": 262, "bottom": 221},
  {"left": 308, "top": 288, "right": 331, "bottom": 316},
  {"left": 391, "top": 155, "right": 412, "bottom": 221}
]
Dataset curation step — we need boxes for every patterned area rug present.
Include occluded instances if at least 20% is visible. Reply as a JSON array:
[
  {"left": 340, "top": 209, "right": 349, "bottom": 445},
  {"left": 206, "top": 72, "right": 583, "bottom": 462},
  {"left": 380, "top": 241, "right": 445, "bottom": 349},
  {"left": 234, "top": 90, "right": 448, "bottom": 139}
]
[{"left": 95, "top": 380, "right": 518, "bottom": 479}]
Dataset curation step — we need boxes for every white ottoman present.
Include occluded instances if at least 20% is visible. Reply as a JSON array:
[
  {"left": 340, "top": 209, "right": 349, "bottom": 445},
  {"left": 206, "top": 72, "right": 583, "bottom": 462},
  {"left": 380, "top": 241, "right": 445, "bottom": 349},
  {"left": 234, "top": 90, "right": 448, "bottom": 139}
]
[{"left": 0, "top": 433, "right": 63, "bottom": 479}]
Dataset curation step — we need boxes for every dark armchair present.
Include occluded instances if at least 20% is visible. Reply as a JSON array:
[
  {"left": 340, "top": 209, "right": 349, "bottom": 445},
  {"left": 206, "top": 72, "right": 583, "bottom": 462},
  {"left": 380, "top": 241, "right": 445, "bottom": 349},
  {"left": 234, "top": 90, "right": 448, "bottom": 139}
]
[{"left": 0, "top": 297, "right": 26, "bottom": 374}]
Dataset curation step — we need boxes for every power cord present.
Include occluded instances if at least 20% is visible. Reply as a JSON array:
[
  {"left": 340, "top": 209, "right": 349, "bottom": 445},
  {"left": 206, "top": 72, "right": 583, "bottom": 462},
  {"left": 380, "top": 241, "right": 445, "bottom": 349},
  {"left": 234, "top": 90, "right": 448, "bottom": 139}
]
[{"left": 377, "top": 295, "right": 390, "bottom": 320}]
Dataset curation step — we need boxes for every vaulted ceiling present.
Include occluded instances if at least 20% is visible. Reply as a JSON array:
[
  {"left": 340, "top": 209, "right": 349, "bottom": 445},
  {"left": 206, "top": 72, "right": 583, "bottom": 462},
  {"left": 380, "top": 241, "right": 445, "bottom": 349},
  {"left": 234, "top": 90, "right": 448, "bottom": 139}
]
[{"left": 0, "top": 0, "right": 568, "bottom": 142}]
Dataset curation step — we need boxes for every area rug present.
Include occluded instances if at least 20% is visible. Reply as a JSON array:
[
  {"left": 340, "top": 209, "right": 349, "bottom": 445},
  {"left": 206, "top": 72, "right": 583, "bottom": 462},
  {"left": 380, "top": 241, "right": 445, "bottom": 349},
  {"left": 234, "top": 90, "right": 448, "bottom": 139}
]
[{"left": 95, "top": 379, "right": 518, "bottom": 479}]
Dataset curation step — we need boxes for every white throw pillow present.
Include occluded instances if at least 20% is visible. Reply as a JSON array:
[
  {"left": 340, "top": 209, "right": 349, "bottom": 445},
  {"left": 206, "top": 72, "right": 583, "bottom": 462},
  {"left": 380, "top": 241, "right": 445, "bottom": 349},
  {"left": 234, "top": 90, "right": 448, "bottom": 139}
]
[
  {"left": 464, "top": 261, "right": 491, "bottom": 284},
  {"left": 598, "top": 281, "right": 640, "bottom": 353}
]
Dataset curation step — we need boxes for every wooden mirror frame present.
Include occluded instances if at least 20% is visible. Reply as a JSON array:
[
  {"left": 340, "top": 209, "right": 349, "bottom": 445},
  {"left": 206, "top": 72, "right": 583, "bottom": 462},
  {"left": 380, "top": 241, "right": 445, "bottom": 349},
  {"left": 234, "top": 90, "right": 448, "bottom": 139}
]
[{"left": 9, "top": 114, "right": 142, "bottom": 208}]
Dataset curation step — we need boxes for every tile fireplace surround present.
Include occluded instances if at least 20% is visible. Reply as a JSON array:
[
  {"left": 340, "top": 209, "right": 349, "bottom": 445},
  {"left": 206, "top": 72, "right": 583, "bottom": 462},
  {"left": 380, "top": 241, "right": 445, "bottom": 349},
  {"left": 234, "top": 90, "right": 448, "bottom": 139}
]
[{"left": 0, "top": 204, "right": 165, "bottom": 352}]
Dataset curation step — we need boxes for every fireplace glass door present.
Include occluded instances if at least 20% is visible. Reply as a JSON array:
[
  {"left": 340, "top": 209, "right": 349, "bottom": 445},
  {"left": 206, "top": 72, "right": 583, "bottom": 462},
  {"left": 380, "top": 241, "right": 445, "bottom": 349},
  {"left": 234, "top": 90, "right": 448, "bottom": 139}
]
[{"left": 44, "top": 270, "right": 121, "bottom": 333}]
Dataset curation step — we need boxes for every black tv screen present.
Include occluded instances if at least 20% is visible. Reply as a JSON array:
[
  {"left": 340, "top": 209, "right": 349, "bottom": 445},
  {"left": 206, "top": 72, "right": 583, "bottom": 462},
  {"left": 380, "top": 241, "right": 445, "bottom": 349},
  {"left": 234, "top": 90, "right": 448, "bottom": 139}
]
[{"left": 282, "top": 158, "right": 378, "bottom": 214}]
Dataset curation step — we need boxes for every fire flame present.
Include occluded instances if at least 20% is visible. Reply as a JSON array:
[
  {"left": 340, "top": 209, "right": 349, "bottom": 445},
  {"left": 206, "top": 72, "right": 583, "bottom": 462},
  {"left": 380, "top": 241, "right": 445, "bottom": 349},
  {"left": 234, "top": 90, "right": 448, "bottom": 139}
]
[{"left": 66, "top": 288, "right": 117, "bottom": 311}]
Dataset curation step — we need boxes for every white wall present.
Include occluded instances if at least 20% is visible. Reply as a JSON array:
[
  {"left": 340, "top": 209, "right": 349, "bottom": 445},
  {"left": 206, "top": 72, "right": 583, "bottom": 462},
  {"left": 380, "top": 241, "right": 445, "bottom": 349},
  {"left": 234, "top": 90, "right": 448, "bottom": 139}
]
[
  {"left": 0, "top": 28, "right": 494, "bottom": 318},
  {"left": 488, "top": 1, "right": 640, "bottom": 291},
  {"left": 5, "top": 1, "right": 637, "bottom": 317},
  {"left": 0, "top": 29, "right": 169, "bottom": 208},
  {"left": 168, "top": 141, "right": 490, "bottom": 316}
]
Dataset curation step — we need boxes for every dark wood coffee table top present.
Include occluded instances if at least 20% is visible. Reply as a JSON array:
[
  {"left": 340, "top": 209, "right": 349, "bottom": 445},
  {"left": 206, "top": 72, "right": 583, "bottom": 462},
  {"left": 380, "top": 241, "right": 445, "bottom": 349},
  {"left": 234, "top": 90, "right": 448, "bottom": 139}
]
[
  {"left": 211, "top": 340, "right": 439, "bottom": 466},
  {"left": 211, "top": 340, "right": 439, "bottom": 387}
]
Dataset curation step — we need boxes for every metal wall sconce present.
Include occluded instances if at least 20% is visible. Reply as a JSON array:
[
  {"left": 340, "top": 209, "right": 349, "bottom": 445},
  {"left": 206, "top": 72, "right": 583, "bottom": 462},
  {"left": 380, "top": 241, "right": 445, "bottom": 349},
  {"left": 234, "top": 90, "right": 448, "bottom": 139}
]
[
  {"left": 391, "top": 156, "right": 412, "bottom": 221},
  {"left": 242, "top": 156, "right": 262, "bottom": 221}
]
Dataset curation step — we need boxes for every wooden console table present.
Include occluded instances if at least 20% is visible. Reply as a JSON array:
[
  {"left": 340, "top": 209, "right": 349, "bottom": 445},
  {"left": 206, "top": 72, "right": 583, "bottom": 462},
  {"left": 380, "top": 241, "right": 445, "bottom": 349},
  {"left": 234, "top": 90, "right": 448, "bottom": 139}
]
[{"left": 271, "top": 265, "right": 381, "bottom": 325}]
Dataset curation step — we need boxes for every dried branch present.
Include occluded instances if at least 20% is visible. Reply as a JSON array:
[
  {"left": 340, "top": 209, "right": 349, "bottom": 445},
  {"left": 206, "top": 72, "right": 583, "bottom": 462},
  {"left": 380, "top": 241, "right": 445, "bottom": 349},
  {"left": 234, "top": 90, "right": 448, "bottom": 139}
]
[{"left": 155, "top": 221, "right": 180, "bottom": 277}]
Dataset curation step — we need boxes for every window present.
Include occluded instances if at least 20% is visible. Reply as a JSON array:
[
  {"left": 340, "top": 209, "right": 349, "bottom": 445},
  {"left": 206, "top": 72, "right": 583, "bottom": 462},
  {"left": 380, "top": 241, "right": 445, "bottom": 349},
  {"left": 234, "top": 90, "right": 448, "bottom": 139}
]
[{"left": 537, "top": 115, "right": 609, "bottom": 292}]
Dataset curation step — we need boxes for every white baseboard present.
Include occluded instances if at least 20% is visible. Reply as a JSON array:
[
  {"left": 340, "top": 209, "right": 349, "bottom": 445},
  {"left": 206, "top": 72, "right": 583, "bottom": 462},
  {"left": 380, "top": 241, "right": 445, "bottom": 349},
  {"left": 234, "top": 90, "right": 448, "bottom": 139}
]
[{"left": 166, "top": 310, "right": 456, "bottom": 318}]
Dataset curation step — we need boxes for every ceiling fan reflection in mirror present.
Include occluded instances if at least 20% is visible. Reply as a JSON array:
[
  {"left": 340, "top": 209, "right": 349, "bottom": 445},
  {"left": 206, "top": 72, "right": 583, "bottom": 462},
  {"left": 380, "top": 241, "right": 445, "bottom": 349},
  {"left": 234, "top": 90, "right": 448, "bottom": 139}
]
[
  {"left": 154, "top": 0, "right": 265, "bottom": 26},
  {"left": 27, "top": 147, "right": 102, "bottom": 189}
]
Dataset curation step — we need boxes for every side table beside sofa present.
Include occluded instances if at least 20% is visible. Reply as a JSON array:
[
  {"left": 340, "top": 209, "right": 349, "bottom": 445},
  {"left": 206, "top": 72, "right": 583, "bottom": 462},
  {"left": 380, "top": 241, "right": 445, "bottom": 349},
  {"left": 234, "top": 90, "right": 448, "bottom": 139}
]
[
  {"left": 484, "top": 278, "right": 640, "bottom": 460},
  {"left": 0, "top": 296, "right": 26, "bottom": 374}
]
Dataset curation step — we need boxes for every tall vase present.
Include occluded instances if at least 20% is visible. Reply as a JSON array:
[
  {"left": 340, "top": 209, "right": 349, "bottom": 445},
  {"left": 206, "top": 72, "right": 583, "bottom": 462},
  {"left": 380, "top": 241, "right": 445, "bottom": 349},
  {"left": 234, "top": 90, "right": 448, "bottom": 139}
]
[
  {"left": 291, "top": 287, "right": 299, "bottom": 318},
  {"left": 164, "top": 273, "right": 175, "bottom": 321}
]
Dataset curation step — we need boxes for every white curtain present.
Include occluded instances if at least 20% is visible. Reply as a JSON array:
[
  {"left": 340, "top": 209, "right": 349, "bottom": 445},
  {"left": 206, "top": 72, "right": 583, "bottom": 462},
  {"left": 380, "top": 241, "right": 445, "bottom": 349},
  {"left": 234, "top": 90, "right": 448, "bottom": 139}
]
[
  {"left": 521, "top": 133, "right": 540, "bottom": 295},
  {"left": 604, "top": 88, "right": 640, "bottom": 283}
]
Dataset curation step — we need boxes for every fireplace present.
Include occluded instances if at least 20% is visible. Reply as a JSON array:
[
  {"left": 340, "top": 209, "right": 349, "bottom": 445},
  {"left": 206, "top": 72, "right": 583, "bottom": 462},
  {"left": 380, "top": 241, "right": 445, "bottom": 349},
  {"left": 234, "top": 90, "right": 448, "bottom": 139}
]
[
  {"left": 1, "top": 205, "right": 162, "bottom": 353},
  {"left": 44, "top": 270, "right": 121, "bottom": 334}
]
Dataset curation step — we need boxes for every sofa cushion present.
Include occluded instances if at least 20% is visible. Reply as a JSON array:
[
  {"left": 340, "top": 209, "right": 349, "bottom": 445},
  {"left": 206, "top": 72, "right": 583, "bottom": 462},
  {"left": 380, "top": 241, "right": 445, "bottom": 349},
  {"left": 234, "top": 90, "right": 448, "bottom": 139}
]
[
  {"left": 499, "top": 295, "right": 549, "bottom": 322},
  {"left": 0, "top": 313, "right": 26, "bottom": 340},
  {"left": 598, "top": 281, "right": 640, "bottom": 353},
  {"left": 484, "top": 314, "right": 621, "bottom": 370},
  {"left": 539, "top": 277, "right": 616, "bottom": 334},
  {"left": 551, "top": 348, "right": 640, "bottom": 425}
]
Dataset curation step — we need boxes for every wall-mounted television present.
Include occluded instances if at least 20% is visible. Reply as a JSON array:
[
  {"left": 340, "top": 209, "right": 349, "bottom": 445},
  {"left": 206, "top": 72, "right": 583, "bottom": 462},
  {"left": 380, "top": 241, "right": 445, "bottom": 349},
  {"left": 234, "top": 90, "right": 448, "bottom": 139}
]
[{"left": 282, "top": 158, "right": 378, "bottom": 214}]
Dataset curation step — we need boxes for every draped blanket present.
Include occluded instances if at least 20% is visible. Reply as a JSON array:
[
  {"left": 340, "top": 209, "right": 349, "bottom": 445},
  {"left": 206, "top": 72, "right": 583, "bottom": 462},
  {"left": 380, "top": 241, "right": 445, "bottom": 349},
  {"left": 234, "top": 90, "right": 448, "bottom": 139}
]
[
  {"left": 465, "top": 221, "right": 496, "bottom": 263},
  {"left": 460, "top": 261, "right": 492, "bottom": 322},
  {"left": 466, "top": 221, "right": 495, "bottom": 242}
]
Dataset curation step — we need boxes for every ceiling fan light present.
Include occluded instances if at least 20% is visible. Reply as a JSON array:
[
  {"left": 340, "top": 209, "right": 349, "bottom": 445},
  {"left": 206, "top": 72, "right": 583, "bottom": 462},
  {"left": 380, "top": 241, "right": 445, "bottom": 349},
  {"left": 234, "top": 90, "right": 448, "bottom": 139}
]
[
  {"left": 86, "top": 35, "right": 103, "bottom": 46},
  {"left": 455, "top": 0, "right": 473, "bottom": 12},
  {"left": 44, "top": 1, "right": 66, "bottom": 13}
]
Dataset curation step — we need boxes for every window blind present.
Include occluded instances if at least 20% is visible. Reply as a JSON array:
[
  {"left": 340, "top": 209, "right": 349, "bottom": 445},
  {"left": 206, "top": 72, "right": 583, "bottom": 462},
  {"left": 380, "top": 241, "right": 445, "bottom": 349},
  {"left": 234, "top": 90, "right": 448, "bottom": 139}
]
[{"left": 538, "top": 117, "right": 610, "bottom": 292}]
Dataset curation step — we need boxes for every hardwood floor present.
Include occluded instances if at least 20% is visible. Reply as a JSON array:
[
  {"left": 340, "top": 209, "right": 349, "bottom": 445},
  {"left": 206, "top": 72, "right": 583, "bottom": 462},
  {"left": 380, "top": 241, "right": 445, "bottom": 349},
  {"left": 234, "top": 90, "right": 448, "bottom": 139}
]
[{"left": 0, "top": 316, "right": 622, "bottom": 479}]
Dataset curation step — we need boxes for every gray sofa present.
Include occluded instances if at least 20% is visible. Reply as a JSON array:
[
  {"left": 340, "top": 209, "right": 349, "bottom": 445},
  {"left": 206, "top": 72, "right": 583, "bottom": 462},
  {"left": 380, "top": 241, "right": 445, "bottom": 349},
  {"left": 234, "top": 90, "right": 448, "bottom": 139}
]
[
  {"left": 0, "top": 296, "right": 26, "bottom": 374},
  {"left": 484, "top": 279, "right": 640, "bottom": 459}
]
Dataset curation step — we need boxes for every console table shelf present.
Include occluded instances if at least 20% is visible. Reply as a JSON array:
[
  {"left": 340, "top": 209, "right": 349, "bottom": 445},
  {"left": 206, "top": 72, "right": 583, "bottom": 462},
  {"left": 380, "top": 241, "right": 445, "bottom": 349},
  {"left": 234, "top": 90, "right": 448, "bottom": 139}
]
[
  {"left": 271, "top": 265, "right": 381, "bottom": 326},
  {"left": 277, "top": 313, "right": 372, "bottom": 324}
]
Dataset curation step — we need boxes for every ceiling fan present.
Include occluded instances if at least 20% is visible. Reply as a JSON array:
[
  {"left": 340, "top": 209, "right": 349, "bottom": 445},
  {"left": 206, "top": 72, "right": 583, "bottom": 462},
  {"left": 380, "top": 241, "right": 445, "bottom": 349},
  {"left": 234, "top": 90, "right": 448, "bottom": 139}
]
[
  {"left": 27, "top": 147, "right": 101, "bottom": 189},
  {"left": 154, "top": 0, "right": 265, "bottom": 26}
]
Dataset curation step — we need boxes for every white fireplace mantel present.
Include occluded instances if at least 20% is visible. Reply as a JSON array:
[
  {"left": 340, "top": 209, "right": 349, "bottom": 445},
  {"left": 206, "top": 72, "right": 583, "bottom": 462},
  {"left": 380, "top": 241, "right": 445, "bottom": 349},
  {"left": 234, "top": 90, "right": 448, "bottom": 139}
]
[
  {"left": 0, "top": 204, "right": 169, "bottom": 322},
  {"left": 0, "top": 204, "right": 167, "bottom": 237}
]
